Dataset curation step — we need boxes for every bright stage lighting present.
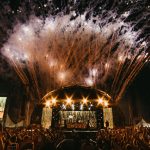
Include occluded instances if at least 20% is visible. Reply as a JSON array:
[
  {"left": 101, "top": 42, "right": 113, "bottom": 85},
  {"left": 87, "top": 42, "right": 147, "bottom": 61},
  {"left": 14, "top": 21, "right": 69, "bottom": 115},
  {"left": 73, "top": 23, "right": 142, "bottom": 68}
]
[
  {"left": 62, "top": 104, "right": 66, "bottom": 110},
  {"left": 51, "top": 97, "right": 56, "bottom": 104},
  {"left": 83, "top": 98, "right": 87, "bottom": 104},
  {"left": 98, "top": 97, "right": 103, "bottom": 104},
  {"left": 104, "top": 101, "right": 109, "bottom": 107},
  {"left": 66, "top": 97, "right": 72, "bottom": 104},
  {"left": 71, "top": 104, "right": 75, "bottom": 110},
  {"left": 45, "top": 100, "right": 51, "bottom": 107},
  {"left": 80, "top": 104, "right": 83, "bottom": 110}
]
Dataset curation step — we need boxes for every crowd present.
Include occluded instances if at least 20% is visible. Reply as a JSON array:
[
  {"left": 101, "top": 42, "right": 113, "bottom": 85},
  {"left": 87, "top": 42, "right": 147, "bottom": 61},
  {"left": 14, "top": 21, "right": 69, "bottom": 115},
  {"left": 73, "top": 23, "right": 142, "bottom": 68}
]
[
  {"left": 96, "top": 127, "right": 150, "bottom": 150},
  {"left": 0, "top": 125, "right": 64, "bottom": 150},
  {"left": 0, "top": 125, "right": 150, "bottom": 150}
]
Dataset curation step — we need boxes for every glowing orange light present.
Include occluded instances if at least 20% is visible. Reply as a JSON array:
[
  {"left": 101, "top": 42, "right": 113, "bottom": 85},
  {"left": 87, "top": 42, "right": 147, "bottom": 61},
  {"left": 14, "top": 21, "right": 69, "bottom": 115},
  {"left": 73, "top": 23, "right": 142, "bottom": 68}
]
[
  {"left": 62, "top": 104, "right": 66, "bottom": 110},
  {"left": 98, "top": 97, "right": 103, "bottom": 104},
  {"left": 51, "top": 97, "right": 56, "bottom": 104},
  {"left": 83, "top": 98, "right": 87, "bottom": 104},
  {"left": 104, "top": 101, "right": 109, "bottom": 107},
  {"left": 72, "top": 104, "right": 75, "bottom": 110},
  {"left": 66, "top": 97, "right": 72, "bottom": 104},
  {"left": 45, "top": 100, "right": 51, "bottom": 107}
]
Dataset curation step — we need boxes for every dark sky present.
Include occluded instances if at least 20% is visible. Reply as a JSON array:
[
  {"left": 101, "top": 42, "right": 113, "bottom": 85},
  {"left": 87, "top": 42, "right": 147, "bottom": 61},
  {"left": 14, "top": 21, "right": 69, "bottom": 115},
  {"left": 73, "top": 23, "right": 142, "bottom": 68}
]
[{"left": 125, "top": 65, "right": 150, "bottom": 121}]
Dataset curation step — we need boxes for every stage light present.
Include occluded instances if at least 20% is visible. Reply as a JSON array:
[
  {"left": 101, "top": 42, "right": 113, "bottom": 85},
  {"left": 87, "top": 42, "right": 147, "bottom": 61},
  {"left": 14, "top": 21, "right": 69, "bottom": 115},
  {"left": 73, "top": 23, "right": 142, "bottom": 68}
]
[
  {"left": 83, "top": 98, "right": 87, "bottom": 104},
  {"left": 80, "top": 104, "right": 83, "bottom": 110},
  {"left": 72, "top": 104, "right": 75, "bottom": 110},
  {"left": 66, "top": 97, "right": 72, "bottom": 104},
  {"left": 98, "top": 97, "right": 103, "bottom": 104},
  {"left": 62, "top": 104, "right": 66, "bottom": 110},
  {"left": 51, "top": 97, "right": 56, "bottom": 104},
  {"left": 104, "top": 101, "right": 109, "bottom": 107},
  {"left": 45, "top": 100, "right": 51, "bottom": 107}
]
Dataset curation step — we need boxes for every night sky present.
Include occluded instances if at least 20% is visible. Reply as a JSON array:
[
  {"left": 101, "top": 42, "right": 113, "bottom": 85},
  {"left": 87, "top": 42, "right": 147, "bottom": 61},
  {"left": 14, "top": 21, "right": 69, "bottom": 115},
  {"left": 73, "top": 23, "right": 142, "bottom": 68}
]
[
  {"left": 0, "top": 0, "right": 150, "bottom": 123},
  {"left": 125, "top": 65, "right": 150, "bottom": 121}
]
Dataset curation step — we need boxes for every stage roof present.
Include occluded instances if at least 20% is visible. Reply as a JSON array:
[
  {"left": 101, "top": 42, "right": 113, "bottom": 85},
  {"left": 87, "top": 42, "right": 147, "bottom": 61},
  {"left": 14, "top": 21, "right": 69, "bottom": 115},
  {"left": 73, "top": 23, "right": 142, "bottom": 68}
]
[{"left": 42, "top": 85, "right": 111, "bottom": 101}]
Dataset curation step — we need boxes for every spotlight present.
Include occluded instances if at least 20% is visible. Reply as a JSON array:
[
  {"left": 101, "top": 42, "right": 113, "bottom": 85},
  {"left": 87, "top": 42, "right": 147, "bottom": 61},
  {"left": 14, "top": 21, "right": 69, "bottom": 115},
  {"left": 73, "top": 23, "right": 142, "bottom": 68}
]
[
  {"left": 45, "top": 101, "right": 51, "bottom": 107},
  {"left": 98, "top": 97, "right": 103, "bottom": 104},
  {"left": 80, "top": 104, "right": 83, "bottom": 110},
  {"left": 72, "top": 104, "right": 75, "bottom": 110},
  {"left": 83, "top": 98, "right": 87, "bottom": 104},
  {"left": 66, "top": 97, "right": 72, "bottom": 104},
  {"left": 104, "top": 101, "right": 108, "bottom": 107},
  {"left": 51, "top": 97, "right": 56, "bottom": 105},
  {"left": 62, "top": 104, "right": 66, "bottom": 110}
]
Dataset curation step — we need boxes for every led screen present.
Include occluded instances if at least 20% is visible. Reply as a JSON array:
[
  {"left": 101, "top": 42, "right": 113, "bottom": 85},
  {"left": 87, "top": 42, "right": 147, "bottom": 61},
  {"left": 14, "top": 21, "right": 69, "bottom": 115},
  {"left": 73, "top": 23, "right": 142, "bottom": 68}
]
[{"left": 59, "top": 111, "right": 97, "bottom": 129}]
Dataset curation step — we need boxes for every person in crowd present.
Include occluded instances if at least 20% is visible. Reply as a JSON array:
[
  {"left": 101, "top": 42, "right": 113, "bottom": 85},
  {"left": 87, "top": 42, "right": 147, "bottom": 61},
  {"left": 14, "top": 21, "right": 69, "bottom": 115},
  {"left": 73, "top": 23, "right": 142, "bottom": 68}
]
[
  {"left": 0, "top": 125, "right": 150, "bottom": 150},
  {"left": 0, "top": 123, "right": 4, "bottom": 150},
  {"left": 105, "top": 120, "right": 109, "bottom": 129}
]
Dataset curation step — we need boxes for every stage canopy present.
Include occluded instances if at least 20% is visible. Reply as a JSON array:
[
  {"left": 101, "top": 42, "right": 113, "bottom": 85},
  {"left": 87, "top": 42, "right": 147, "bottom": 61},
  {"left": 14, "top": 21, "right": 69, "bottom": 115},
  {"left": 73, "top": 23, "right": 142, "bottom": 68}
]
[
  {"left": 135, "top": 119, "right": 150, "bottom": 128},
  {"left": 42, "top": 85, "right": 111, "bottom": 103}
]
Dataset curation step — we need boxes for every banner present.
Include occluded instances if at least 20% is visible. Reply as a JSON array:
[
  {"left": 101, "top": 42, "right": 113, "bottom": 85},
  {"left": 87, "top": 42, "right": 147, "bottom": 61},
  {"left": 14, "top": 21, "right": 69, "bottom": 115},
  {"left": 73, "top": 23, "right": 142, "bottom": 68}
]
[
  {"left": 103, "top": 107, "right": 113, "bottom": 128},
  {"left": 41, "top": 107, "right": 52, "bottom": 129}
]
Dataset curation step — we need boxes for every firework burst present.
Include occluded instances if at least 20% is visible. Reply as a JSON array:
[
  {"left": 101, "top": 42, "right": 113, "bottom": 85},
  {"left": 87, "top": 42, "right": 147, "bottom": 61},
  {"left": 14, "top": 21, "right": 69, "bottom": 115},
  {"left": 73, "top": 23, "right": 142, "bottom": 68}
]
[{"left": 0, "top": 0, "right": 149, "bottom": 102}]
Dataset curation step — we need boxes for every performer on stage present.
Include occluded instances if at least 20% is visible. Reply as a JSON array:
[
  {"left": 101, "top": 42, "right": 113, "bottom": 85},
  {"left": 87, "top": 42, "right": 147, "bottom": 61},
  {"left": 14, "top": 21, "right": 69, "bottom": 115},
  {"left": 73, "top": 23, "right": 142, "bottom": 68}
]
[{"left": 105, "top": 120, "right": 109, "bottom": 129}]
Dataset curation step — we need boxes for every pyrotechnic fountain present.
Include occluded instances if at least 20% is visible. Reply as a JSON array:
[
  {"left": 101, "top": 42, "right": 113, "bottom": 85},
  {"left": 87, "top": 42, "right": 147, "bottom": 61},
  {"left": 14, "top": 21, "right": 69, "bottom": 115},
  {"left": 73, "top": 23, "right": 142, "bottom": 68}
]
[{"left": 1, "top": 0, "right": 149, "bottom": 103}]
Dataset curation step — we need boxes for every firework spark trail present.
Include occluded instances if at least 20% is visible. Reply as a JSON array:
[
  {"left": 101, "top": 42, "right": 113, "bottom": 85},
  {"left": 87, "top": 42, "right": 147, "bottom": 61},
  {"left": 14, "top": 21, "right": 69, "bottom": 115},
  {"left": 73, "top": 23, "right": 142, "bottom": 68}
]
[
  {"left": 1, "top": 1, "right": 149, "bottom": 102},
  {"left": 111, "top": 45, "right": 134, "bottom": 97},
  {"left": 111, "top": 58, "right": 124, "bottom": 96},
  {"left": 11, "top": 60, "right": 27, "bottom": 85},
  {"left": 116, "top": 46, "right": 149, "bottom": 100},
  {"left": 115, "top": 55, "right": 148, "bottom": 102},
  {"left": 28, "top": 63, "right": 41, "bottom": 100},
  {"left": 8, "top": 57, "right": 29, "bottom": 85},
  {"left": 113, "top": 48, "right": 145, "bottom": 101}
]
